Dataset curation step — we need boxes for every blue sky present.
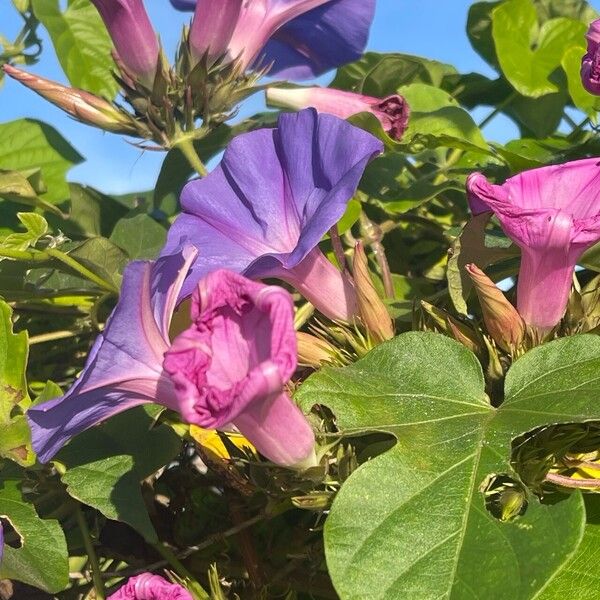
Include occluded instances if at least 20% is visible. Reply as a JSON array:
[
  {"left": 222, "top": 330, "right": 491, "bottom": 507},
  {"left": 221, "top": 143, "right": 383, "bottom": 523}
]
[{"left": 1, "top": 0, "right": 599, "bottom": 194}]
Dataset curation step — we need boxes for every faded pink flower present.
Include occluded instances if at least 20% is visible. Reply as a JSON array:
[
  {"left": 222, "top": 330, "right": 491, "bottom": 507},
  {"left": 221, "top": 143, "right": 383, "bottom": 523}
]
[
  {"left": 108, "top": 573, "right": 192, "bottom": 600},
  {"left": 163, "top": 269, "right": 317, "bottom": 469},
  {"left": 467, "top": 158, "right": 600, "bottom": 330},
  {"left": 267, "top": 86, "right": 410, "bottom": 141},
  {"left": 581, "top": 19, "right": 600, "bottom": 95}
]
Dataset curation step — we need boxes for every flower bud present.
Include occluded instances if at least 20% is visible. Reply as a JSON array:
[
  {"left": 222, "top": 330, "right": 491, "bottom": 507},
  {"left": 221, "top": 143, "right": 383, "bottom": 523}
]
[
  {"left": 297, "top": 332, "right": 336, "bottom": 368},
  {"left": 352, "top": 242, "right": 394, "bottom": 344},
  {"left": 90, "top": 0, "right": 159, "bottom": 86},
  {"left": 2, "top": 65, "right": 143, "bottom": 136},
  {"left": 267, "top": 86, "right": 410, "bottom": 141},
  {"left": 466, "top": 263, "right": 525, "bottom": 353}
]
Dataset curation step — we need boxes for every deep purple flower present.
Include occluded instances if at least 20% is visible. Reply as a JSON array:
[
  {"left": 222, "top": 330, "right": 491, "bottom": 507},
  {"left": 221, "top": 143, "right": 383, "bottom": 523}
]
[
  {"left": 467, "top": 158, "right": 600, "bottom": 330},
  {"left": 163, "top": 270, "right": 316, "bottom": 468},
  {"left": 161, "top": 108, "right": 382, "bottom": 321},
  {"left": 108, "top": 573, "right": 192, "bottom": 600},
  {"left": 27, "top": 250, "right": 315, "bottom": 468},
  {"left": 267, "top": 86, "right": 410, "bottom": 141},
  {"left": 581, "top": 19, "right": 600, "bottom": 95},
  {"left": 91, "top": 0, "right": 159, "bottom": 85},
  {"left": 173, "top": 0, "right": 375, "bottom": 79}
]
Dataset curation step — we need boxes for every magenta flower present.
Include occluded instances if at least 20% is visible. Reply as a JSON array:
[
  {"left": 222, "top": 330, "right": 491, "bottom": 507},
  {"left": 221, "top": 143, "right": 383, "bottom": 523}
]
[
  {"left": 108, "top": 573, "right": 192, "bottom": 600},
  {"left": 161, "top": 109, "right": 383, "bottom": 321},
  {"left": 91, "top": 0, "right": 159, "bottom": 85},
  {"left": 27, "top": 249, "right": 315, "bottom": 468},
  {"left": 175, "top": 0, "right": 376, "bottom": 79},
  {"left": 267, "top": 86, "right": 410, "bottom": 141},
  {"left": 581, "top": 19, "right": 600, "bottom": 95},
  {"left": 467, "top": 158, "right": 600, "bottom": 330},
  {"left": 163, "top": 270, "right": 316, "bottom": 468}
]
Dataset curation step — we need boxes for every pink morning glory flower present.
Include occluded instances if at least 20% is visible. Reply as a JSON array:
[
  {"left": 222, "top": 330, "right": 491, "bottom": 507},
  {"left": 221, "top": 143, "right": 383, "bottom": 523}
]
[
  {"left": 27, "top": 249, "right": 315, "bottom": 469},
  {"left": 161, "top": 108, "right": 383, "bottom": 322},
  {"left": 467, "top": 158, "right": 600, "bottom": 330}
]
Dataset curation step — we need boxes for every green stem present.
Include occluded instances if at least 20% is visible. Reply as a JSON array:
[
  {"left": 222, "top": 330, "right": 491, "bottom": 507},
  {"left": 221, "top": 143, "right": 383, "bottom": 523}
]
[
  {"left": 478, "top": 91, "right": 519, "bottom": 130},
  {"left": 45, "top": 248, "right": 118, "bottom": 294},
  {"left": 29, "top": 329, "right": 81, "bottom": 345},
  {"left": 0, "top": 248, "right": 49, "bottom": 262},
  {"left": 75, "top": 506, "right": 105, "bottom": 600},
  {"left": 176, "top": 137, "right": 208, "bottom": 177},
  {"left": 152, "top": 543, "right": 210, "bottom": 600}
]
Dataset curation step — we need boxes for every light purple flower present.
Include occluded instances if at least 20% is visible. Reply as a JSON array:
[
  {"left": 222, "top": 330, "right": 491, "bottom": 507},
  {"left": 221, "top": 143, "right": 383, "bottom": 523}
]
[
  {"left": 467, "top": 158, "right": 600, "bottom": 330},
  {"left": 161, "top": 108, "right": 383, "bottom": 321},
  {"left": 91, "top": 0, "right": 159, "bottom": 85},
  {"left": 163, "top": 270, "right": 316, "bottom": 468},
  {"left": 175, "top": 0, "right": 376, "bottom": 79},
  {"left": 267, "top": 86, "right": 410, "bottom": 141},
  {"left": 581, "top": 19, "right": 600, "bottom": 95},
  {"left": 27, "top": 250, "right": 315, "bottom": 468},
  {"left": 108, "top": 573, "right": 192, "bottom": 600}
]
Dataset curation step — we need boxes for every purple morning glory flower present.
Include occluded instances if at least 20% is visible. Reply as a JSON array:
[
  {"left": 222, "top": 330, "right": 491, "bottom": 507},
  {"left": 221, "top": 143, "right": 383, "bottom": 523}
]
[
  {"left": 173, "top": 0, "right": 376, "bottom": 79},
  {"left": 581, "top": 19, "right": 600, "bottom": 95},
  {"left": 108, "top": 573, "right": 193, "bottom": 600},
  {"left": 467, "top": 158, "right": 600, "bottom": 330},
  {"left": 161, "top": 108, "right": 383, "bottom": 321},
  {"left": 90, "top": 0, "right": 159, "bottom": 86},
  {"left": 27, "top": 249, "right": 315, "bottom": 468},
  {"left": 163, "top": 270, "right": 316, "bottom": 468}
]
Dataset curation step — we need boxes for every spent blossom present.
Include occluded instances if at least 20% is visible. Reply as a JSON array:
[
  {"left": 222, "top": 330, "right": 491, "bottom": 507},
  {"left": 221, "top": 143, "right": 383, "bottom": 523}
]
[
  {"left": 108, "top": 573, "right": 192, "bottom": 600},
  {"left": 581, "top": 19, "right": 600, "bottom": 95},
  {"left": 467, "top": 158, "right": 600, "bottom": 330},
  {"left": 161, "top": 108, "right": 383, "bottom": 321},
  {"left": 267, "top": 86, "right": 410, "bottom": 141}
]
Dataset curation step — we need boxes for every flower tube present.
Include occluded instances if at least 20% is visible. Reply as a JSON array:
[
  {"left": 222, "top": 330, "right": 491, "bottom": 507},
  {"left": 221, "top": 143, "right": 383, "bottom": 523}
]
[
  {"left": 174, "top": 0, "right": 376, "bottom": 78},
  {"left": 581, "top": 19, "right": 600, "bottom": 95},
  {"left": 27, "top": 249, "right": 315, "bottom": 468},
  {"left": 161, "top": 108, "right": 383, "bottom": 321},
  {"left": 267, "top": 86, "right": 410, "bottom": 141},
  {"left": 467, "top": 158, "right": 600, "bottom": 330},
  {"left": 91, "top": 0, "right": 159, "bottom": 85},
  {"left": 108, "top": 573, "right": 192, "bottom": 600}
]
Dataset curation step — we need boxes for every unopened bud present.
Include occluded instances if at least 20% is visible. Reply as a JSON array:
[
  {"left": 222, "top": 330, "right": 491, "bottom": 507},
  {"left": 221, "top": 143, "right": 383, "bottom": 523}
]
[
  {"left": 296, "top": 332, "right": 336, "bottom": 368},
  {"left": 2, "top": 65, "right": 143, "bottom": 136},
  {"left": 352, "top": 242, "right": 394, "bottom": 344},
  {"left": 466, "top": 263, "right": 525, "bottom": 353}
]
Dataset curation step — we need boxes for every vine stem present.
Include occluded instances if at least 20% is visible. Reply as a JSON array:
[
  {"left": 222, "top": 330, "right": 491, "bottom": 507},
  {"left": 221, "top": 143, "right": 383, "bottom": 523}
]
[
  {"left": 28, "top": 329, "right": 81, "bottom": 345},
  {"left": 175, "top": 136, "right": 208, "bottom": 177},
  {"left": 545, "top": 472, "right": 600, "bottom": 488},
  {"left": 45, "top": 248, "right": 118, "bottom": 294},
  {"left": 151, "top": 543, "right": 211, "bottom": 600},
  {"left": 75, "top": 506, "right": 105, "bottom": 600}
]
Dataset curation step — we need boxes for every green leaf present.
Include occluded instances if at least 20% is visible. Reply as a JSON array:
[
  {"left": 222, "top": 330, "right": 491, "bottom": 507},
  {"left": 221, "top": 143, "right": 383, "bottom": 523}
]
[
  {"left": 0, "top": 468, "right": 69, "bottom": 593},
  {"left": 536, "top": 495, "right": 600, "bottom": 599},
  {"left": 110, "top": 212, "right": 167, "bottom": 260},
  {"left": 297, "top": 333, "right": 600, "bottom": 599},
  {"left": 467, "top": 1, "right": 501, "bottom": 67},
  {"left": 0, "top": 119, "right": 83, "bottom": 206},
  {"left": 332, "top": 52, "right": 457, "bottom": 96},
  {"left": 58, "top": 406, "right": 182, "bottom": 542},
  {"left": 492, "top": 0, "right": 586, "bottom": 98},
  {"left": 0, "top": 300, "right": 34, "bottom": 466},
  {"left": 534, "top": 0, "right": 598, "bottom": 22},
  {"left": 1, "top": 212, "right": 47, "bottom": 252},
  {"left": 31, "top": 0, "right": 118, "bottom": 98},
  {"left": 0, "top": 169, "right": 65, "bottom": 217}
]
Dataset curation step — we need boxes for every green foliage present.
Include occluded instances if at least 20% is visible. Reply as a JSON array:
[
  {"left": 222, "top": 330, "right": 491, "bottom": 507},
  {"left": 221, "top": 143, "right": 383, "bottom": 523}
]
[
  {"left": 0, "top": 466, "right": 69, "bottom": 592},
  {"left": 30, "top": 0, "right": 118, "bottom": 98},
  {"left": 297, "top": 333, "right": 600, "bottom": 599},
  {"left": 58, "top": 406, "right": 182, "bottom": 542},
  {"left": 110, "top": 212, "right": 167, "bottom": 260}
]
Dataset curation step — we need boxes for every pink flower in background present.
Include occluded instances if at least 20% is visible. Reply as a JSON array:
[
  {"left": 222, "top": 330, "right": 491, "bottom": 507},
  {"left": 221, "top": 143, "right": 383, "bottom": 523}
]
[
  {"left": 108, "top": 573, "right": 192, "bottom": 600},
  {"left": 581, "top": 19, "right": 600, "bottom": 95},
  {"left": 467, "top": 158, "right": 600, "bottom": 330},
  {"left": 267, "top": 86, "right": 410, "bottom": 140},
  {"left": 91, "top": 0, "right": 159, "bottom": 85},
  {"left": 164, "top": 270, "right": 316, "bottom": 469}
]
